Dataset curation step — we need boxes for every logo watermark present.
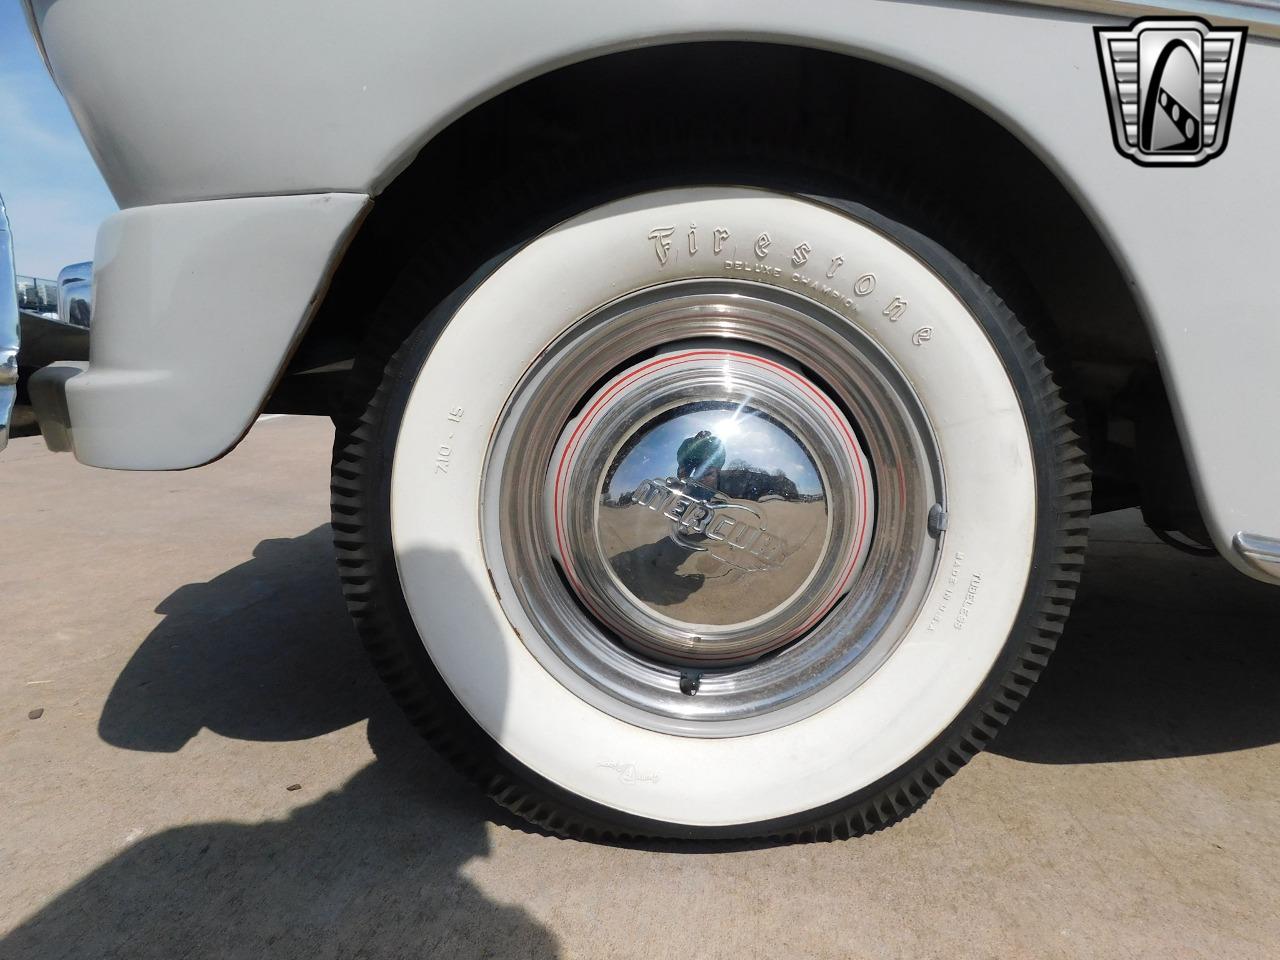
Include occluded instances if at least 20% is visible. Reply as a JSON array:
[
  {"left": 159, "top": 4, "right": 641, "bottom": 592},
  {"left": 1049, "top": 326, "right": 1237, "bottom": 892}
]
[{"left": 1095, "top": 17, "right": 1245, "bottom": 167}]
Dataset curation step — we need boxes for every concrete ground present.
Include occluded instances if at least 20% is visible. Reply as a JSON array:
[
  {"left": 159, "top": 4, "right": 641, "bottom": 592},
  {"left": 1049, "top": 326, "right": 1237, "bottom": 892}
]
[{"left": 2, "top": 416, "right": 1278, "bottom": 959}]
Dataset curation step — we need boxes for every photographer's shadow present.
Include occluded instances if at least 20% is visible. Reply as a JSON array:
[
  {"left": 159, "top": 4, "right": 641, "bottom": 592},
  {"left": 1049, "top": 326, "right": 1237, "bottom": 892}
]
[{"left": 3, "top": 527, "right": 559, "bottom": 959}]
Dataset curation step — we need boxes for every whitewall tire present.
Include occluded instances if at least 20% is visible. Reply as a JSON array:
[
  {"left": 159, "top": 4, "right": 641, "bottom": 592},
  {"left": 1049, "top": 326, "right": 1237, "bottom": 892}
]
[{"left": 331, "top": 187, "right": 1089, "bottom": 840}]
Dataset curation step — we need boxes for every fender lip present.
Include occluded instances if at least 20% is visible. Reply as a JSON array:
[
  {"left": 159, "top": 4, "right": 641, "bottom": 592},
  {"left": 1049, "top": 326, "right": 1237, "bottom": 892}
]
[
  {"left": 1232, "top": 532, "right": 1280, "bottom": 584},
  {"left": 44, "top": 192, "right": 368, "bottom": 470}
]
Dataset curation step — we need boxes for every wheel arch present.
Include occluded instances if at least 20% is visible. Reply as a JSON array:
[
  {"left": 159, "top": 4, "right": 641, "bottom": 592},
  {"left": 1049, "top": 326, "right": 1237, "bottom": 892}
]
[
  {"left": 293, "top": 40, "right": 1152, "bottom": 371},
  {"left": 283, "top": 40, "right": 1165, "bottom": 514}
]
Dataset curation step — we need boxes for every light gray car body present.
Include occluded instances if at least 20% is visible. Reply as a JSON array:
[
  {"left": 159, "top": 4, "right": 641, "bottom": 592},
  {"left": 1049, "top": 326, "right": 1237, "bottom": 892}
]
[{"left": 20, "top": 0, "right": 1280, "bottom": 585}]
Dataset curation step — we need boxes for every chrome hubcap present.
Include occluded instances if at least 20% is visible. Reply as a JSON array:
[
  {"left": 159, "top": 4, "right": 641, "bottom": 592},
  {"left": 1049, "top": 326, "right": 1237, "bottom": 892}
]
[
  {"left": 483, "top": 280, "right": 942, "bottom": 734},
  {"left": 549, "top": 347, "right": 872, "bottom": 664}
]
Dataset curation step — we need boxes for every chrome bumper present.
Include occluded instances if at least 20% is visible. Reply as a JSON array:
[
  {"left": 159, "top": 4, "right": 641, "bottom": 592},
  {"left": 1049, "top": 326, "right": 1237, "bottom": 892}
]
[
  {"left": 1, "top": 194, "right": 19, "bottom": 453},
  {"left": 1232, "top": 533, "right": 1280, "bottom": 583}
]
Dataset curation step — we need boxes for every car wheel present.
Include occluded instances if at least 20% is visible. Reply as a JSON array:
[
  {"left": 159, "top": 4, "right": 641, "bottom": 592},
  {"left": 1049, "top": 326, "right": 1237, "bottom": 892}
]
[{"left": 331, "top": 186, "right": 1089, "bottom": 840}]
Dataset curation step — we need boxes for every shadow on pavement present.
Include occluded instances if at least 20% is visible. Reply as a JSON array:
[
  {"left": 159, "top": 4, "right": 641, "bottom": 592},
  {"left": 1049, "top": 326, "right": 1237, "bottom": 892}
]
[
  {"left": 992, "top": 533, "right": 1280, "bottom": 765},
  {"left": 97, "top": 526, "right": 370, "bottom": 751},
  {"left": 3, "top": 527, "right": 560, "bottom": 959},
  {"left": 7, "top": 516, "right": 1280, "bottom": 955},
  {"left": 79, "top": 513, "right": 1280, "bottom": 776}
]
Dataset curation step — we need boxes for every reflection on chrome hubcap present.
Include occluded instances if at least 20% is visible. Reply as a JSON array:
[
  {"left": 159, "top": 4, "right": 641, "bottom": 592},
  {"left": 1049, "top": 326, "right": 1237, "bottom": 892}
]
[
  {"left": 549, "top": 349, "right": 872, "bottom": 664},
  {"left": 483, "top": 280, "right": 942, "bottom": 734}
]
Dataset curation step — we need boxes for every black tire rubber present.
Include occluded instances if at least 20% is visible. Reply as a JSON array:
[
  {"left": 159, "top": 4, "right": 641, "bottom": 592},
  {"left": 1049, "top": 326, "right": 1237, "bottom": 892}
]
[{"left": 330, "top": 179, "right": 1090, "bottom": 842}]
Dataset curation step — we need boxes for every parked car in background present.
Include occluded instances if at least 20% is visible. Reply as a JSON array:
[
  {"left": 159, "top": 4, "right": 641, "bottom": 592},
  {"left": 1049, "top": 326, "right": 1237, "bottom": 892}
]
[
  {"left": 2, "top": 257, "right": 89, "bottom": 441},
  {"left": 16, "top": 0, "right": 1280, "bottom": 840}
]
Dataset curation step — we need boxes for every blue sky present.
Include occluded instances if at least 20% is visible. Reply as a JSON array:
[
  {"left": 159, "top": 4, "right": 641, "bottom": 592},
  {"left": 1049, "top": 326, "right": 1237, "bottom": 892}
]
[{"left": 1, "top": 4, "right": 117, "bottom": 280}]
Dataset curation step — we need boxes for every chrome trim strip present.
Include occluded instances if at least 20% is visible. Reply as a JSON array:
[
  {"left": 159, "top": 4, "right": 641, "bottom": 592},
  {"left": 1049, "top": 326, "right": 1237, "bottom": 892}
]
[
  {"left": 1232, "top": 532, "right": 1280, "bottom": 581},
  {"left": 1010, "top": 0, "right": 1280, "bottom": 39},
  {"left": 0, "top": 194, "right": 19, "bottom": 453}
]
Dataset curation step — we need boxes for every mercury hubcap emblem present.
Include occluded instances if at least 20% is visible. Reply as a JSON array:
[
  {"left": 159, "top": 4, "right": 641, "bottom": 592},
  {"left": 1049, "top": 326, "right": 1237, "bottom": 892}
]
[{"left": 631, "top": 476, "right": 782, "bottom": 571}]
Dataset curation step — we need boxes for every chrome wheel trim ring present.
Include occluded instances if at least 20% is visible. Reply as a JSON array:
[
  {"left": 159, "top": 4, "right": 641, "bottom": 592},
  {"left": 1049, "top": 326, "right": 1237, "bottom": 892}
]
[
  {"left": 482, "top": 279, "right": 943, "bottom": 735},
  {"left": 549, "top": 345, "right": 873, "bottom": 664}
]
